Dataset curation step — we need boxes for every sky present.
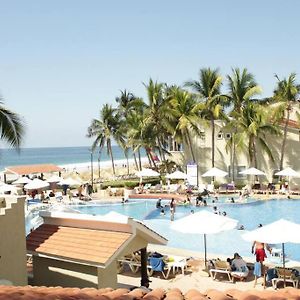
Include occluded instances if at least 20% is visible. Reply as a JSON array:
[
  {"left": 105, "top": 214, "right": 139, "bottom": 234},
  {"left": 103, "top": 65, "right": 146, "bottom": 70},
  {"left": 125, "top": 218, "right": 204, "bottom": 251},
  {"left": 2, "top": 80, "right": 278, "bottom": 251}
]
[{"left": 0, "top": 0, "right": 299, "bottom": 148}]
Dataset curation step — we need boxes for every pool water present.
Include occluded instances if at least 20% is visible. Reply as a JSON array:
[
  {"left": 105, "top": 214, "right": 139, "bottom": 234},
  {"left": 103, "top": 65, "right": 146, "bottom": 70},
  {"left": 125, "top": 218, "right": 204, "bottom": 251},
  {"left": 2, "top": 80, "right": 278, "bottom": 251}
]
[{"left": 26, "top": 197, "right": 300, "bottom": 261}]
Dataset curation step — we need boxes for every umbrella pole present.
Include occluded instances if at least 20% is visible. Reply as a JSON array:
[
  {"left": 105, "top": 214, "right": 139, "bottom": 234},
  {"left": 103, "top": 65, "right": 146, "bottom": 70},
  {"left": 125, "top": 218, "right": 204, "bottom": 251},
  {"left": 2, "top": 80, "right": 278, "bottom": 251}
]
[
  {"left": 204, "top": 234, "right": 207, "bottom": 269},
  {"left": 282, "top": 242, "right": 286, "bottom": 287}
]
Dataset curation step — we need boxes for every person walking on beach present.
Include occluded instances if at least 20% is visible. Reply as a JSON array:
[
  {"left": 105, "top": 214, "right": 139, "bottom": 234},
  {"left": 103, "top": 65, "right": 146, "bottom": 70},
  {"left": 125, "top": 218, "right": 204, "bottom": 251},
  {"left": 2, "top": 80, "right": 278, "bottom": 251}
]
[{"left": 170, "top": 198, "right": 176, "bottom": 221}]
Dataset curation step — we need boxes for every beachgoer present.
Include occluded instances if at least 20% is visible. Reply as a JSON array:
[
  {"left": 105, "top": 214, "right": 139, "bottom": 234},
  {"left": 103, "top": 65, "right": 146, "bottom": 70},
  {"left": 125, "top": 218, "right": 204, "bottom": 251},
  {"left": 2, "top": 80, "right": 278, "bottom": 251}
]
[
  {"left": 170, "top": 198, "right": 176, "bottom": 221},
  {"left": 252, "top": 240, "right": 272, "bottom": 262},
  {"left": 213, "top": 206, "right": 218, "bottom": 214},
  {"left": 203, "top": 199, "right": 207, "bottom": 206},
  {"left": 190, "top": 209, "right": 194, "bottom": 214},
  {"left": 160, "top": 208, "right": 165, "bottom": 215},
  {"left": 222, "top": 211, "right": 227, "bottom": 216},
  {"left": 231, "top": 197, "right": 235, "bottom": 203},
  {"left": 238, "top": 225, "right": 245, "bottom": 230},
  {"left": 78, "top": 185, "right": 83, "bottom": 200},
  {"left": 196, "top": 194, "right": 203, "bottom": 206},
  {"left": 49, "top": 191, "right": 55, "bottom": 197},
  {"left": 231, "top": 253, "right": 249, "bottom": 282},
  {"left": 40, "top": 191, "right": 45, "bottom": 202},
  {"left": 156, "top": 198, "right": 162, "bottom": 208}
]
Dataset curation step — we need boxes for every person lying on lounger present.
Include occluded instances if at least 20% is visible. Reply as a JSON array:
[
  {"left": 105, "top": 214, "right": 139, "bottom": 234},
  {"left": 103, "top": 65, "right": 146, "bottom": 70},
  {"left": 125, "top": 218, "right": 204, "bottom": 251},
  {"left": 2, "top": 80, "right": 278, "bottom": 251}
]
[{"left": 230, "top": 253, "right": 249, "bottom": 282}]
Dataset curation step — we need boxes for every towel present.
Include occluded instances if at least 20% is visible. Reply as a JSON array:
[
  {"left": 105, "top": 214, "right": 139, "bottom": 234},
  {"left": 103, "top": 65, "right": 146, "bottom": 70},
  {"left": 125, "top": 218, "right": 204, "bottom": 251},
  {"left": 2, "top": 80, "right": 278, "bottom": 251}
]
[
  {"left": 254, "top": 262, "right": 261, "bottom": 277},
  {"left": 148, "top": 257, "right": 165, "bottom": 271}
]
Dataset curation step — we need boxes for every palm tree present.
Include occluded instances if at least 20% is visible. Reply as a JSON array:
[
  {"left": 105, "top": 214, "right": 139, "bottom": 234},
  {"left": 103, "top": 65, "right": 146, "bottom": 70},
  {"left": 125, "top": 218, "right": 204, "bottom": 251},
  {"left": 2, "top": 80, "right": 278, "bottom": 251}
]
[
  {"left": 143, "top": 79, "right": 171, "bottom": 162},
  {"left": 168, "top": 88, "right": 204, "bottom": 163},
  {"left": 115, "top": 90, "right": 145, "bottom": 174},
  {"left": 185, "top": 68, "right": 227, "bottom": 167},
  {"left": 226, "top": 68, "right": 262, "bottom": 177},
  {"left": 87, "top": 104, "right": 123, "bottom": 176},
  {"left": 227, "top": 68, "right": 262, "bottom": 113},
  {"left": 273, "top": 73, "right": 300, "bottom": 170},
  {"left": 0, "top": 97, "right": 25, "bottom": 149},
  {"left": 234, "top": 102, "right": 280, "bottom": 168}
]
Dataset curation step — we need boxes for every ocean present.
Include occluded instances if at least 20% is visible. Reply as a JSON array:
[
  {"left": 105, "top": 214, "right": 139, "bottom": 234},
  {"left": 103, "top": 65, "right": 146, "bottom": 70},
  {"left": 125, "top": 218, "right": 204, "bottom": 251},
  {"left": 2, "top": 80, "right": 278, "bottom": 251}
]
[{"left": 0, "top": 146, "right": 145, "bottom": 170}]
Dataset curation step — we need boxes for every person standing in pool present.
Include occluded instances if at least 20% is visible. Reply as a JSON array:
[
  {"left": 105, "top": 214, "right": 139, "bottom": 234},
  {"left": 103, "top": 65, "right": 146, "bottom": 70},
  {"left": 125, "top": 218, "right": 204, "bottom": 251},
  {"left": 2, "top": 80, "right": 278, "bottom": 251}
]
[{"left": 170, "top": 198, "right": 176, "bottom": 221}]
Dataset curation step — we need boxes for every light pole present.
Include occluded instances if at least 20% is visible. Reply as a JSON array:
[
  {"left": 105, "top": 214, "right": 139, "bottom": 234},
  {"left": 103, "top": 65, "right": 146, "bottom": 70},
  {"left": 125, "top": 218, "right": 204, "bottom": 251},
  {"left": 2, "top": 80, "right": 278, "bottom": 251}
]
[{"left": 90, "top": 150, "right": 94, "bottom": 191}]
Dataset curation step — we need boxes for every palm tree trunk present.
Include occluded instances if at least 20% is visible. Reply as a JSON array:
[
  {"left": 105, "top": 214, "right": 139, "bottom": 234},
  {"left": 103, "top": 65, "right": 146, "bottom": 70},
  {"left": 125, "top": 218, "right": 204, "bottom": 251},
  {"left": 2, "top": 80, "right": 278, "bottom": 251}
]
[
  {"left": 279, "top": 105, "right": 290, "bottom": 170},
  {"left": 146, "top": 150, "right": 152, "bottom": 166},
  {"left": 108, "top": 140, "right": 116, "bottom": 175},
  {"left": 133, "top": 151, "right": 139, "bottom": 170},
  {"left": 125, "top": 151, "right": 130, "bottom": 175},
  {"left": 211, "top": 118, "right": 215, "bottom": 168},
  {"left": 98, "top": 149, "right": 102, "bottom": 178},
  {"left": 146, "top": 148, "right": 157, "bottom": 169},
  {"left": 186, "top": 130, "right": 196, "bottom": 163},
  {"left": 138, "top": 148, "right": 142, "bottom": 171}
]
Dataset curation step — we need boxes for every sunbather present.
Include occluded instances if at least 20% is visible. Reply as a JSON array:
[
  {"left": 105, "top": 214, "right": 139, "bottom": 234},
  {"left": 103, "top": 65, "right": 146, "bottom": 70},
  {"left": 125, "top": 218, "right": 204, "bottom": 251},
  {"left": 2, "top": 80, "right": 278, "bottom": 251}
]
[{"left": 230, "top": 253, "right": 249, "bottom": 282}]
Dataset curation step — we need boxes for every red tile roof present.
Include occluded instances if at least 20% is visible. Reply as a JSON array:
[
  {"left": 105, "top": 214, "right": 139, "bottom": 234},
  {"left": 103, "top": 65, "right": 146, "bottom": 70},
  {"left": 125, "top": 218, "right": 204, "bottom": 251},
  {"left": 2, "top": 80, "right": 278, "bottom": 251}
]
[
  {"left": 26, "top": 224, "right": 132, "bottom": 266},
  {"left": 5, "top": 164, "right": 62, "bottom": 175},
  {"left": 1, "top": 285, "right": 300, "bottom": 300},
  {"left": 281, "top": 118, "right": 300, "bottom": 129}
]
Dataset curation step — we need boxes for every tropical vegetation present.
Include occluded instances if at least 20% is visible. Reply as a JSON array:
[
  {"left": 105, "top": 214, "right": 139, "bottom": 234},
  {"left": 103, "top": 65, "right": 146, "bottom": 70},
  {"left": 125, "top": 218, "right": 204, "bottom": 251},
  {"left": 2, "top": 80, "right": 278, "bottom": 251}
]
[{"left": 87, "top": 69, "right": 300, "bottom": 178}]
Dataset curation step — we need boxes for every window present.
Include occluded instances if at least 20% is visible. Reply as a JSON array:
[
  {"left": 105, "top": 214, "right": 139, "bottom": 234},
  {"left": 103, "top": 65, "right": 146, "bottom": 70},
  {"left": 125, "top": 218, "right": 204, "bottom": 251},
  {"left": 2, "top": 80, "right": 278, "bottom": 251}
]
[
  {"left": 225, "top": 133, "right": 232, "bottom": 139},
  {"left": 217, "top": 131, "right": 223, "bottom": 140}
]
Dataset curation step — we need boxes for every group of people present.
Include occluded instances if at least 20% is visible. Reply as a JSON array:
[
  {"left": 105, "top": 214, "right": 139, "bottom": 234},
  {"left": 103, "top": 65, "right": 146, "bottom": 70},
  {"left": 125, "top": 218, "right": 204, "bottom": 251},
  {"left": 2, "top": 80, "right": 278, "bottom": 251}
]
[{"left": 156, "top": 198, "right": 176, "bottom": 221}]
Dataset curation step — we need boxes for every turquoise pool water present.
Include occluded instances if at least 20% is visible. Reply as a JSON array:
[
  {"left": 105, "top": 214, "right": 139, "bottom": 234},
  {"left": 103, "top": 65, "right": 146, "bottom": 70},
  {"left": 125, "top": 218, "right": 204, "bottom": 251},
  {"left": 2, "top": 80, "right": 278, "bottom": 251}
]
[{"left": 26, "top": 197, "right": 300, "bottom": 261}]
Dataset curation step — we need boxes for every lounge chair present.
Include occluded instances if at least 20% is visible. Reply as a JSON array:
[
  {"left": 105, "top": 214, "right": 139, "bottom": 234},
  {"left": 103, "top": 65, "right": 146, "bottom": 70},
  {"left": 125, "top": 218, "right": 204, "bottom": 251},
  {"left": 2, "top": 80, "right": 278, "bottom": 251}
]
[
  {"left": 272, "top": 267, "right": 299, "bottom": 289},
  {"left": 148, "top": 256, "right": 172, "bottom": 279},
  {"left": 209, "top": 260, "right": 233, "bottom": 282},
  {"left": 118, "top": 253, "right": 141, "bottom": 273}
]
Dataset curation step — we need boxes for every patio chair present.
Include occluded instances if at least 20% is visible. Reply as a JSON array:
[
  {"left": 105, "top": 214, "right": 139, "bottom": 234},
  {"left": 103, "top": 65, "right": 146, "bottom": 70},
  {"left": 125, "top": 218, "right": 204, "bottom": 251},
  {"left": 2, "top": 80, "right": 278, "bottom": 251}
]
[
  {"left": 118, "top": 253, "right": 141, "bottom": 273},
  {"left": 272, "top": 267, "right": 299, "bottom": 289},
  {"left": 209, "top": 260, "right": 233, "bottom": 282},
  {"left": 148, "top": 256, "right": 172, "bottom": 279}
]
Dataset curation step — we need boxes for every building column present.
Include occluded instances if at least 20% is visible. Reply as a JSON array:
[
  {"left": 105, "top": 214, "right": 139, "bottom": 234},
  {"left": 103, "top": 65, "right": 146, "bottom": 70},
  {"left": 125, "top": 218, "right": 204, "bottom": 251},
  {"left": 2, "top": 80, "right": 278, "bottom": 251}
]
[
  {"left": 97, "top": 262, "right": 117, "bottom": 289},
  {"left": 140, "top": 247, "right": 149, "bottom": 287}
]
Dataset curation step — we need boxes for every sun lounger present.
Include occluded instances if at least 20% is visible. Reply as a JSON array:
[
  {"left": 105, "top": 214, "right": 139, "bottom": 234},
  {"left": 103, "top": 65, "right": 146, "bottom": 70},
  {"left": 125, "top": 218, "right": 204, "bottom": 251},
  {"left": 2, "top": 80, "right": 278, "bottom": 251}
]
[
  {"left": 148, "top": 256, "right": 172, "bottom": 279},
  {"left": 209, "top": 260, "right": 233, "bottom": 282},
  {"left": 272, "top": 267, "right": 299, "bottom": 289}
]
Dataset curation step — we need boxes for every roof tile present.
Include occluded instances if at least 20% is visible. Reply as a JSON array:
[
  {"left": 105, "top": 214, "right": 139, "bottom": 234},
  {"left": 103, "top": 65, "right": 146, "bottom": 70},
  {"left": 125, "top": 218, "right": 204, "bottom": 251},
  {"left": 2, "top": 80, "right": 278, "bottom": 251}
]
[{"left": 26, "top": 224, "right": 132, "bottom": 265}]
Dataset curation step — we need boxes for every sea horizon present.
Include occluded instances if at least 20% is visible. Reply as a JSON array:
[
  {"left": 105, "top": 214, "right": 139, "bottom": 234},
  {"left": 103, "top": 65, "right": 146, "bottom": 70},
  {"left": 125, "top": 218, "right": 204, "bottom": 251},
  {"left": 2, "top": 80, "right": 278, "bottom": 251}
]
[{"left": 0, "top": 145, "right": 146, "bottom": 170}]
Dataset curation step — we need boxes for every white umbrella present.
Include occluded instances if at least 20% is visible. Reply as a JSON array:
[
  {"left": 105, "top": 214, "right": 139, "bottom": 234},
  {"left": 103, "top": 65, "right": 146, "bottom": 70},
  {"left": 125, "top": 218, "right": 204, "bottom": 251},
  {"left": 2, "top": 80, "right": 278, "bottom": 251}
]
[
  {"left": 46, "top": 175, "right": 62, "bottom": 183},
  {"left": 275, "top": 167, "right": 300, "bottom": 177},
  {"left": 24, "top": 178, "right": 49, "bottom": 190},
  {"left": 166, "top": 170, "right": 188, "bottom": 180},
  {"left": 59, "top": 177, "right": 81, "bottom": 186},
  {"left": 202, "top": 167, "right": 228, "bottom": 178},
  {"left": 12, "top": 177, "right": 32, "bottom": 185},
  {"left": 239, "top": 167, "right": 266, "bottom": 176},
  {"left": 242, "top": 219, "right": 300, "bottom": 283},
  {"left": 136, "top": 168, "right": 160, "bottom": 177},
  {"left": 0, "top": 184, "right": 19, "bottom": 194},
  {"left": 275, "top": 168, "right": 300, "bottom": 191},
  {"left": 171, "top": 210, "right": 238, "bottom": 266}
]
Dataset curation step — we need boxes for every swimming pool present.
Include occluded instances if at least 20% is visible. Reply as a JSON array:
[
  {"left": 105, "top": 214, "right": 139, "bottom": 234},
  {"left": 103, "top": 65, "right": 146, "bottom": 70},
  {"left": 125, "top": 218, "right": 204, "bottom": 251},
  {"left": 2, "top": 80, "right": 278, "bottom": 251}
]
[{"left": 26, "top": 197, "right": 300, "bottom": 261}]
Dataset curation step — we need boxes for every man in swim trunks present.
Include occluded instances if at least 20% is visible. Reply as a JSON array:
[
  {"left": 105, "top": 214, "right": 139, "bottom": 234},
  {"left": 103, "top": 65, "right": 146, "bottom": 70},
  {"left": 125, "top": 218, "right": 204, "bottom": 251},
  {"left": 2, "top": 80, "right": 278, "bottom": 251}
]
[{"left": 251, "top": 241, "right": 272, "bottom": 262}]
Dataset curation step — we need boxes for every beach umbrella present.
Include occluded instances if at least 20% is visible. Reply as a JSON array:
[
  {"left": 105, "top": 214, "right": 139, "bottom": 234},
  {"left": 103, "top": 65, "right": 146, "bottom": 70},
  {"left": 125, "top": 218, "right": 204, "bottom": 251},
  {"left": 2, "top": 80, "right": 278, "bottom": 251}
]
[
  {"left": 12, "top": 177, "right": 32, "bottom": 185},
  {"left": 242, "top": 219, "right": 300, "bottom": 285},
  {"left": 171, "top": 210, "right": 238, "bottom": 267},
  {"left": 59, "top": 177, "right": 81, "bottom": 186},
  {"left": 136, "top": 168, "right": 160, "bottom": 184},
  {"left": 0, "top": 183, "right": 19, "bottom": 194},
  {"left": 24, "top": 179, "right": 49, "bottom": 190},
  {"left": 275, "top": 167, "right": 300, "bottom": 191},
  {"left": 46, "top": 175, "right": 62, "bottom": 183},
  {"left": 136, "top": 168, "right": 160, "bottom": 177},
  {"left": 239, "top": 167, "right": 266, "bottom": 176},
  {"left": 202, "top": 167, "right": 228, "bottom": 178},
  {"left": 166, "top": 170, "right": 188, "bottom": 180},
  {"left": 202, "top": 167, "right": 228, "bottom": 177}
]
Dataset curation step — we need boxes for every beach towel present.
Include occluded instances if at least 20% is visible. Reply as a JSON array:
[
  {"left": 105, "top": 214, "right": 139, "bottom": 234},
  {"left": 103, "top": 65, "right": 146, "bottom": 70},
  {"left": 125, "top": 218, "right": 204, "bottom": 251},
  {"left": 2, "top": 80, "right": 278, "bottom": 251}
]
[
  {"left": 148, "top": 257, "right": 165, "bottom": 271},
  {"left": 254, "top": 262, "right": 261, "bottom": 277},
  {"left": 266, "top": 268, "right": 277, "bottom": 282}
]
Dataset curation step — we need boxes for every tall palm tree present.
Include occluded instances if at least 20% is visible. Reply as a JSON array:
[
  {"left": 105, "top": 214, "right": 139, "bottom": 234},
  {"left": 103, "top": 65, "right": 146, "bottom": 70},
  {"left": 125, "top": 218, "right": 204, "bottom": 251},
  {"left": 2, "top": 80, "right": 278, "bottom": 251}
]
[
  {"left": 87, "top": 104, "right": 123, "bottom": 176},
  {"left": 115, "top": 90, "right": 145, "bottom": 174},
  {"left": 227, "top": 68, "right": 262, "bottom": 113},
  {"left": 168, "top": 88, "right": 204, "bottom": 163},
  {"left": 185, "top": 68, "right": 227, "bottom": 167},
  {"left": 0, "top": 97, "right": 25, "bottom": 149},
  {"left": 226, "top": 68, "right": 262, "bottom": 177},
  {"left": 234, "top": 102, "right": 280, "bottom": 168},
  {"left": 273, "top": 73, "right": 300, "bottom": 170},
  {"left": 143, "top": 79, "right": 171, "bottom": 162}
]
